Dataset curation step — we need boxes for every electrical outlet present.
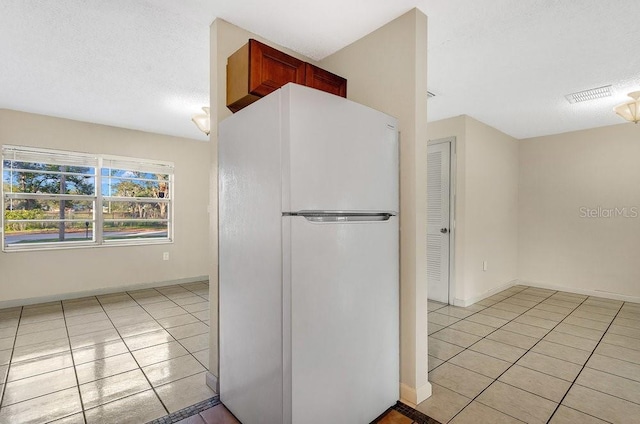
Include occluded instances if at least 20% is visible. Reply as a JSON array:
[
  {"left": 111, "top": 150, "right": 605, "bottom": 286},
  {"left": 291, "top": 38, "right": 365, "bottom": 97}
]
[
  {"left": 482, "top": 261, "right": 488, "bottom": 271},
  {"left": 163, "top": 252, "right": 169, "bottom": 261}
]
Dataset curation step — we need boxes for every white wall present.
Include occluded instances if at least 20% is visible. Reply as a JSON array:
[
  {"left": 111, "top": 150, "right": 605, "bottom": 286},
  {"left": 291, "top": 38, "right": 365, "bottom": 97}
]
[
  {"left": 428, "top": 115, "right": 519, "bottom": 306},
  {"left": 519, "top": 123, "right": 640, "bottom": 300},
  {"left": 321, "top": 8, "right": 430, "bottom": 404},
  {"left": 0, "top": 109, "right": 210, "bottom": 305}
]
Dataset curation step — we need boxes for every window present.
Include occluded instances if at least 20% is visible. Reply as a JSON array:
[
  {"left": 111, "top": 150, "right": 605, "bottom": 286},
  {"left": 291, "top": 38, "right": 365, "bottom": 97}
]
[{"left": 2, "top": 145, "right": 173, "bottom": 251}]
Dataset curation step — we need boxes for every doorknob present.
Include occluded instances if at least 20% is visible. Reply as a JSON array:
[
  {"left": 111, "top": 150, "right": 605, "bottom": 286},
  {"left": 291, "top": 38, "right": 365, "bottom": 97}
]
[{"left": 440, "top": 228, "right": 448, "bottom": 234}]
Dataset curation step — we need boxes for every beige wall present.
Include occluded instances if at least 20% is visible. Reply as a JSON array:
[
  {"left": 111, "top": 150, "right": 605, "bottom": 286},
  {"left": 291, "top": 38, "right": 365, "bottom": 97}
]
[
  {"left": 0, "top": 109, "right": 210, "bottom": 305},
  {"left": 464, "top": 117, "right": 519, "bottom": 302},
  {"left": 428, "top": 115, "right": 519, "bottom": 306},
  {"left": 321, "top": 9, "right": 430, "bottom": 404},
  {"left": 519, "top": 123, "right": 640, "bottom": 300},
  {"left": 210, "top": 9, "right": 430, "bottom": 404},
  {"left": 430, "top": 116, "right": 640, "bottom": 303}
]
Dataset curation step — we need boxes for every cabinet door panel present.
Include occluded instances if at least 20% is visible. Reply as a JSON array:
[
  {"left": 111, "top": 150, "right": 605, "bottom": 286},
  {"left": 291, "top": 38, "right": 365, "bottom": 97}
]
[
  {"left": 304, "top": 63, "right": 347, "bottom": 98},
  {"left": 249, "top": 40, "right": 306, "bottom": 97}
]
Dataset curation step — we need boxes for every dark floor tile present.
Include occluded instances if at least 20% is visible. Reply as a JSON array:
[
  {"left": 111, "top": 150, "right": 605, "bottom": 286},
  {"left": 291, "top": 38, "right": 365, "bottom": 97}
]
[
  {"left": 377, "top": 409, "right": 414, "bottom": 424},
  {"left": 176, "top": 415, "right": 206, "bottom": 424},
  {"left": 200, "top": 404, "right": 241, "bottom": 424}
]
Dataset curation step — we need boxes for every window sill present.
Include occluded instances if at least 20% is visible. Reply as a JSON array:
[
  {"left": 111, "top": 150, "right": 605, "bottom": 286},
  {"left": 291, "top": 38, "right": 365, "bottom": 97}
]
[{"left": 2, "top": 238, "right": 174, "bottom": 253}]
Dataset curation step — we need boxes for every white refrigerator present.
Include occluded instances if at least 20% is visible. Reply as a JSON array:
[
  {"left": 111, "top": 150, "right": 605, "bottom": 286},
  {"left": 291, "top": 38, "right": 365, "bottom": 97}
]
[{"left": 218, "top": 83, "right": 399, "bottom": 424}]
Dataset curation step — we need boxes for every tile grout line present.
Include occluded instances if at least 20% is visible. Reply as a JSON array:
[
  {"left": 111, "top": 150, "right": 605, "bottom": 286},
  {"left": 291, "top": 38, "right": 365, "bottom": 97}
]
[
  {"left": 27, "top": 355, "right": 208, "bottom": 419},
  {"left": 131, "top": 285, "right": 211, "bottom": 356},
  {"left": 607, "top": 318, "right": 640, "bottom": 332},
  {"left": 431, "top": 381, "right": 527, "bottom": 424},
  {"left": 151, "top": 286, "right": 211, "bottom": 366},
  {"left": 432, "top": 290, "right": 628, "bottom": 424},
  {"left": 432, "top": 285, "right": 538, "bottom": 330},
  {"left": 430, "top": 286, "right": 552, "bottom": 366},
  {"left": 0, "top": 283, "right": 211, "bottom": 422},
  {"left": 0, "top": 306, "right": 115, "bottom": 413},
  {"left": 0, "top": 305, "right": 24, "bottom": 414},
  {"left": 441, "top": 289, "right": 616, "bottom": 422},
  {"left": 544, "top": 300, "right": 626, "bottom": 424},
  {"left": 494, "top": 291, "right": 592, "bottom": 379},
  {"left": 60, "top": 299, "right": 89, "bottom": 424},
  {"left": 97, "top": 290, "right": 172, "bottom": 418},
  {"left": 551, "top": 405, "right": 615, "bottom": 424},
  {"left": 144, "top": 284, "right": 212, "bottom": 399},
  {"left": 121, "top": 283, "right": 211, "bottom": 413},
  {"left": 427, "top": 289, "right": 530, "bottom": 417},
  {"left": 1, "top": 301, "right": 103, "bottom": 419},
  {"left": 139, "top": 287, "right": 208, "bottom": 327},
  {"left": 441, "top": 286, "right": 564, "bottom": 423},
  {"left": 18, "top": 292, "right": 202, "bottom": 422},
  {"left": 172, "top": 283, "right": 210, "bottom": 325},
  {"left": 434, "top": 290, "right": 607, "bottom": 366}
]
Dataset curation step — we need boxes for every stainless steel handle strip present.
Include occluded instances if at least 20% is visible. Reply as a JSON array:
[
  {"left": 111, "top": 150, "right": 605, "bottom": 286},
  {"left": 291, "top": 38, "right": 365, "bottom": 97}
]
[{"left": 284, "top": 212, "right": 393, "bottom": 222}]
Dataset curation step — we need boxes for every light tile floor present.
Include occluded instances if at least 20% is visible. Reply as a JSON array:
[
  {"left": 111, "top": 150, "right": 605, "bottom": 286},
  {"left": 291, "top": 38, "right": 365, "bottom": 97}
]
[
  {"left": 420, "top": 285, "right": 640, "bottom": 424},
  {"left": 0, "top": 281, "right": 214, "bottom": 424}
]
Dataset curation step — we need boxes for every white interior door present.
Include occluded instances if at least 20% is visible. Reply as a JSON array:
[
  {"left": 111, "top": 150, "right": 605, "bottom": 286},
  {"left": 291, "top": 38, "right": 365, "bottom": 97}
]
[{"left": 427, "top": 141, "right": 451, "bottom": 304}]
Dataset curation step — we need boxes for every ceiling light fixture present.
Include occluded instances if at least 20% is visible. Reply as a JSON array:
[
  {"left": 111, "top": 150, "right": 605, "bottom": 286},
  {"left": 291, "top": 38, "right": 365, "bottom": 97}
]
[
  {"left": 614, "top": 91, "right": 640, "bottom": 124},
  {"left": 191, "top": 107, "right": 210, "bottom": 135}
]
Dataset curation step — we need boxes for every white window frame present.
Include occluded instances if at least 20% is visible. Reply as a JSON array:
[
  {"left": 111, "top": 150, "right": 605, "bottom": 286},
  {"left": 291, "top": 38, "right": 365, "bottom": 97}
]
[{"left": 2, "top": 145, "right": 174, "bottom": 252}]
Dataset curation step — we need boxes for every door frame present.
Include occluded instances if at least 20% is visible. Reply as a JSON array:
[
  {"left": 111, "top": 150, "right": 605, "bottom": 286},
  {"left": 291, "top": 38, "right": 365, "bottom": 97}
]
[{"left": 427, "top": 136, "right": 456, "bottom": 304}]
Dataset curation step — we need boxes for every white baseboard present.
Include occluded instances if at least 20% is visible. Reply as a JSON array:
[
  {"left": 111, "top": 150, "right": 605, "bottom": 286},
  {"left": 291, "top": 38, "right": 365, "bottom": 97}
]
[
  {"left": 205, "top": 371, "right": 219, "bottom": 394},
  {"left": 0, "top": 275, "right": 209, "bottom": 309},
  {"left": 451, "top": 279, "right": 519, "bottom": 307},
  {"left": 520, "top": 280, "right": 640, "bottom": 304},
  {"left": 399, "top": 381, "right": 432, "bottom": 407}
]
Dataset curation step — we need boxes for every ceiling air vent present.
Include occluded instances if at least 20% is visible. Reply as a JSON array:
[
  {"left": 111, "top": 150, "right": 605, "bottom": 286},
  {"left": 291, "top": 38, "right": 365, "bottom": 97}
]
[
  {"left": 427, "top": 91, "right": 436, "bottom": 98},
  {"left": 565, "top": 85, "right": 612, "bottom": 104}
]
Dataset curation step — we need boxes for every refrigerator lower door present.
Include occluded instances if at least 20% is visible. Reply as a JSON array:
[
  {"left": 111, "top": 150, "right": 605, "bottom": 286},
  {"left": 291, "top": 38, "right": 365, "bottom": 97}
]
[{"left": 282, "top": 215, "right": 399, "bottom": 424}]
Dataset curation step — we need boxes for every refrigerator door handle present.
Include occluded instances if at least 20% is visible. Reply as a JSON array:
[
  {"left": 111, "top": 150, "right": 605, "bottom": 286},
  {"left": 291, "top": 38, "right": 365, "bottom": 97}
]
[{"left": 284, "top": 211, "right": 394, "bottom": 222}]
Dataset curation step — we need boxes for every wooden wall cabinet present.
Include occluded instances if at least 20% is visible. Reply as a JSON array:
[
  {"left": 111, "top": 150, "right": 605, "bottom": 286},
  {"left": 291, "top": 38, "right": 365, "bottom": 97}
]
[
  {"left": 227, "top": 39, "right": 347, "bottom": 113},
  {"left": 304, "top": 63, "right": 347, "bottom": 98}
]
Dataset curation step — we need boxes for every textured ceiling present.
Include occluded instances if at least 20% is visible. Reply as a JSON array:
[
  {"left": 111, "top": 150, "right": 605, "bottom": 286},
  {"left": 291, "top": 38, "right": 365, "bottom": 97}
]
[
  {"left": 1, "top": 0, "right": 639, "bottom": 141},
  {"left": 426, "top": 0, "right": 640, "bottom": 139}
]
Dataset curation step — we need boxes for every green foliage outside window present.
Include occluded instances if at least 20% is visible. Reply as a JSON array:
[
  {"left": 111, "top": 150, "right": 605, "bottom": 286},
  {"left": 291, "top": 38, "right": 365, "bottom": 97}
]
[{"left": 4, "top": 209, "right": 45, "bottom": 231}]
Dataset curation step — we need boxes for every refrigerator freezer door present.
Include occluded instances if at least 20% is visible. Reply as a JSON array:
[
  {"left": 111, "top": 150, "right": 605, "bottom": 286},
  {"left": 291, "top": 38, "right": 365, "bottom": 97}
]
[
  {"left": 283, "top": 215, "right": 399, "bottom": 424},
  {"left": 280, "top": 84, "right": 398, "bottom": 214}
]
